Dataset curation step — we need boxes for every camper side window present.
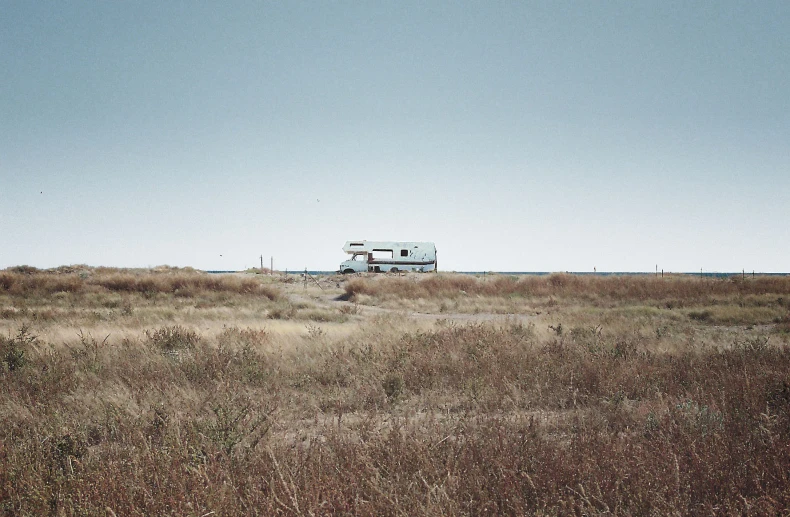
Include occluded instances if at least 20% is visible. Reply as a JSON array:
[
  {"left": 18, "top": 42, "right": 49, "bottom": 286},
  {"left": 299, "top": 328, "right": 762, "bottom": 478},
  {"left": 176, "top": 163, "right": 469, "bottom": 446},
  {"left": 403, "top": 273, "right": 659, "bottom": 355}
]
[
  {"left": 400, "top": 250, "right": 408, "bottom": 257},
  {"left": 371, "top": 249, "right": 393, "bottom": 260}
]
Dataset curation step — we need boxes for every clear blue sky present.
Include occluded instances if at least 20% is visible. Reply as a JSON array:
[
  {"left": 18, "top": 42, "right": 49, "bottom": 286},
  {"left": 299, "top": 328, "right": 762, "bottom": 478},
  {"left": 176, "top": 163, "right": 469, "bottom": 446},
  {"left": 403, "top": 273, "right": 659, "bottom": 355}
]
[{"left": 2, "top": 1, "right": 788, "bottom": 272}]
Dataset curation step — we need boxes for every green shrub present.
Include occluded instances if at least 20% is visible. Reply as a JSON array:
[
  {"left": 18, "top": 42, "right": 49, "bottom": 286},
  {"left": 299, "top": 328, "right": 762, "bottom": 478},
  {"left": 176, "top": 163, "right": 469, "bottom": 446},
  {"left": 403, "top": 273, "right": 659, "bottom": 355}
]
[
  {"left": 382, "top": 373, "right": 405, "bottom": 401},
  {"left": 1, "top": 325, "right": 37, "bottom": 372},
  {"left": 688, "top": 310, "right": 712, "bottom": 322}
]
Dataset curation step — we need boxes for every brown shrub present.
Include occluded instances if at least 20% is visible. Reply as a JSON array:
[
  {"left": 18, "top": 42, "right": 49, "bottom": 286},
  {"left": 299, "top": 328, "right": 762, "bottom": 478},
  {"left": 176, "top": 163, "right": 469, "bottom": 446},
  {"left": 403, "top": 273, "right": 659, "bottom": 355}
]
[
  {"left": 345, "top": 273, "right": 790, "bottom": 304},
  {"left": 0, "top": 273, "right": 17, "bottom": 292}
]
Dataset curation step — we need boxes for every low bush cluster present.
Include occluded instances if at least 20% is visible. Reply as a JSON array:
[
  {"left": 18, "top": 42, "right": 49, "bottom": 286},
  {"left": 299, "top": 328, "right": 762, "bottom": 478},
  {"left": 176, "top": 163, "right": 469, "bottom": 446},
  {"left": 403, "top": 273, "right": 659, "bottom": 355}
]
[
  {"left": 345, "top": 273, "right": 790, "bottom": 305},
  {"left": 0, "top": 267, "right": 280, "bottom": 299}
]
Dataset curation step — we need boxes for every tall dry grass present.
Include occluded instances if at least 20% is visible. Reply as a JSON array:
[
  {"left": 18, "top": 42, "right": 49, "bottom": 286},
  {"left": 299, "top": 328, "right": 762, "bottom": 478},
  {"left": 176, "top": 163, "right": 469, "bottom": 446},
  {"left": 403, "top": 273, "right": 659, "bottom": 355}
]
[{"left": 2, "top": 317, "right": 790, "bottom": 515}]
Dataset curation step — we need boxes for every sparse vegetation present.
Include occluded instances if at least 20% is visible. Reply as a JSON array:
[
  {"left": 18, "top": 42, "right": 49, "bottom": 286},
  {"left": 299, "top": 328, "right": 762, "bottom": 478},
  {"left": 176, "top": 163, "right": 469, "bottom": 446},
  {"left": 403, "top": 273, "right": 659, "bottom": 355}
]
[
  {"left": 0, "top": 265, "right": 280, "bottom": 298},
  {"left": 1, "top": 269, "right": 790, "bottom": 514}
]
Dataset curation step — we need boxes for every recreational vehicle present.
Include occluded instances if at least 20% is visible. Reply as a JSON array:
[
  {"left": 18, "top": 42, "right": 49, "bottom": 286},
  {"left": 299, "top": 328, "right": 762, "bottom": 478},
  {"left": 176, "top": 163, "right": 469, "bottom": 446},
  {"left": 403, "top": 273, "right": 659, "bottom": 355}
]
[{"left": 339, "top": 241, "right": 437, "bottom": 274}]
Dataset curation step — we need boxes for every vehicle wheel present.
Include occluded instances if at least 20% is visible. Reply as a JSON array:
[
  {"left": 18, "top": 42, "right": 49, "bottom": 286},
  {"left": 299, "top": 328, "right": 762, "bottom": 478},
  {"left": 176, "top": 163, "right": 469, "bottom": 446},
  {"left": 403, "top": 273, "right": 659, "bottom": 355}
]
[
  {"left": 390, "top": 267, "right": 399, "bottom": 273},
  {"left": 343, "top": 269, "right": 355, "bottom": 275}
]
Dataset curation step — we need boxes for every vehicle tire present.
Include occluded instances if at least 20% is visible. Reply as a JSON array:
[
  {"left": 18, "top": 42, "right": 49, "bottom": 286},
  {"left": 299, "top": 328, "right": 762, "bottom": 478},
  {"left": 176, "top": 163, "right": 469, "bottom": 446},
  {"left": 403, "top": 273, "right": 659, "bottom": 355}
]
[
  {"left": 390, "top": 267, "right": 399, "bottom": 273},
  {"left": 343, "top": 269, "right": 355, "bottom": 275}
]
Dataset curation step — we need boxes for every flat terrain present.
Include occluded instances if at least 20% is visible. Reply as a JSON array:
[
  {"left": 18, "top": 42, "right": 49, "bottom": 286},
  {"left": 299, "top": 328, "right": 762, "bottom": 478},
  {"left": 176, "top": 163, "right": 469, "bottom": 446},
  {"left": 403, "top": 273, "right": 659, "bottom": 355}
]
[{"left": 2, "top": 267, "right": 790, "bottom": 515}]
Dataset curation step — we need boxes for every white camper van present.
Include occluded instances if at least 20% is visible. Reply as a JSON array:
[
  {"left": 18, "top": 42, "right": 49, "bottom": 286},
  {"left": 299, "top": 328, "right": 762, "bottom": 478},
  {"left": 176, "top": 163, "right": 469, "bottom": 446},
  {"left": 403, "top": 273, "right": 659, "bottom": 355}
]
[{"left": 339, "top": 241, "right": 437, "bottom": 274}]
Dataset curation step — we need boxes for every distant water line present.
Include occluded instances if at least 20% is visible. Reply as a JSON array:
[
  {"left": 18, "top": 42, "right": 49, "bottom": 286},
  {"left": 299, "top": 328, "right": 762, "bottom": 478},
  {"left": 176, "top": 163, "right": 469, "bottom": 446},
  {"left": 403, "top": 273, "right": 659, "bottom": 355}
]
[{"left": 208, "top": 271, "right": 790, "bottom": 277}]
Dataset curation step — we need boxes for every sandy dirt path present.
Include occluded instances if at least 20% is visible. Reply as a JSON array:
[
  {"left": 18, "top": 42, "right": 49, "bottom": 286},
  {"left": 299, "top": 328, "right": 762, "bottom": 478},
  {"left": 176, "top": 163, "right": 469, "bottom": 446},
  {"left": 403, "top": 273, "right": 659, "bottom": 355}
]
[{"left": 282, "top": 282, "right": 538, "bottom": 325}]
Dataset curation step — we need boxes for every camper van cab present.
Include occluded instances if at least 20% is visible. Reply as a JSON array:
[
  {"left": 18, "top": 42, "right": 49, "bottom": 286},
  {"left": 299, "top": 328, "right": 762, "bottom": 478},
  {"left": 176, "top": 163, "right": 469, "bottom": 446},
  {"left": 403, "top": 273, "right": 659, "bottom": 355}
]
[{"left": 339, "top": 241, "right": 437, "bottom": 274}]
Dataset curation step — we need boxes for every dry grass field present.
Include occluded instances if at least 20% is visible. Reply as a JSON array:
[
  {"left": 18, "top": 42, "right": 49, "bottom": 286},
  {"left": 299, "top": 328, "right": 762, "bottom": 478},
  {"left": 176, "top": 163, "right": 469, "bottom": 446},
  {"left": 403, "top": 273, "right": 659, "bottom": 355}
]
[{"left": 2, "top": 266, "right": 790, "bottom": 515}]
